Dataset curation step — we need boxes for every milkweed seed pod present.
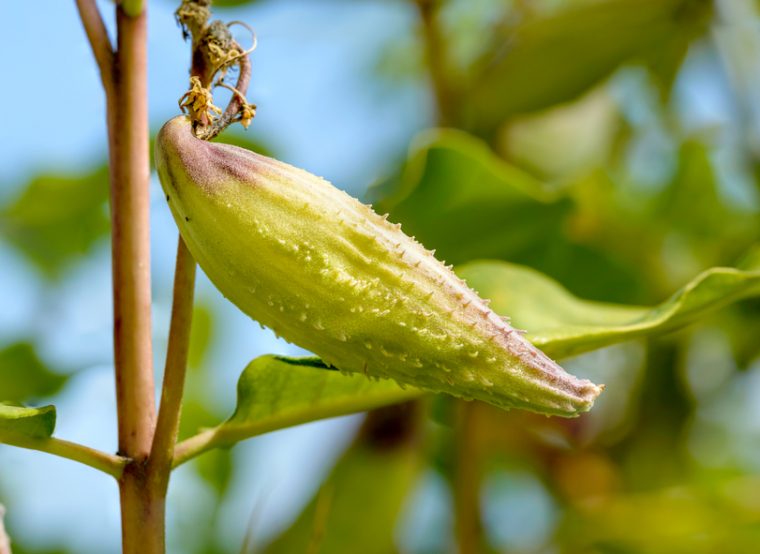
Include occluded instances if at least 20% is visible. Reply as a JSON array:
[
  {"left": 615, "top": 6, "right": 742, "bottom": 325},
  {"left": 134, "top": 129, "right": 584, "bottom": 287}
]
[{"left": 156, "top": 116, "right": 603, "bottom": 416}]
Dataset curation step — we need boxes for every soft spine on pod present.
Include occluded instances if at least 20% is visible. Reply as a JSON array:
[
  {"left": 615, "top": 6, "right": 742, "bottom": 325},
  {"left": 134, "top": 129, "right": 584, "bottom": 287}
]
[{"left": 155, "top": 116, "right": 603, "bottom": 416}]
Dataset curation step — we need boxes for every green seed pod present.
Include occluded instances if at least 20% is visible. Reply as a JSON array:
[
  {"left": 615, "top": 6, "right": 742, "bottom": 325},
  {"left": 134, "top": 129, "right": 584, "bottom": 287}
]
[{"left": 156, "top": 116, "right": 602, "bottom": 416}]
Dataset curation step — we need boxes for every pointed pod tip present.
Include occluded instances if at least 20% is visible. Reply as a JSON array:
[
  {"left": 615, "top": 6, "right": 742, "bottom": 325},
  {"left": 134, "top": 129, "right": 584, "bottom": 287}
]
[{"left": 570, "top": 380, "right": 605, "bottom": 415}]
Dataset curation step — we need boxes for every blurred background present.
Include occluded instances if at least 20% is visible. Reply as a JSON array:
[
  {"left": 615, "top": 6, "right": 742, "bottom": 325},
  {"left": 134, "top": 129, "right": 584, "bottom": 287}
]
[{"left": 3, "top": 0, "right": 760, "bottom": 552}]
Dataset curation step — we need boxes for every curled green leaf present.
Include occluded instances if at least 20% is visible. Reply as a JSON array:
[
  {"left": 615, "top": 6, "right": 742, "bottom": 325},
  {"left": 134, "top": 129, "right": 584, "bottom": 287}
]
[
  {"left": 0, "top": 402, "right": 56, "bottom": 442},
  {"left": 459, "top": 261, "right": 760, "bottom": 359}
]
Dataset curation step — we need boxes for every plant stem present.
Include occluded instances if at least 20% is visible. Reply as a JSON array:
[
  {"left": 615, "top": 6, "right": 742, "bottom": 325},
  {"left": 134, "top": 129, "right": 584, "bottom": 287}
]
[
  {"left": 415, "top": 0, "right": 456, "bottom": 126},
  {"left": 111, "top": 3, "right": 154, "bottom": 460},
  {"left": 74, "top": 0, "right": 114, "bottom": 91},
  {"left": 454, "top": 401, "right": 483, "bottom": 554},
  {"left": 110, "top": 3, "right": 159, "bottom": 553},
  {"left": 1, "top": 437, "right": 128, "bottom": 479},
  {"left": 148, "top": 238, "right": 196, "bottom": 495},
  {"left": 172, "top": 427, "right": 218, "bottom": 469}
]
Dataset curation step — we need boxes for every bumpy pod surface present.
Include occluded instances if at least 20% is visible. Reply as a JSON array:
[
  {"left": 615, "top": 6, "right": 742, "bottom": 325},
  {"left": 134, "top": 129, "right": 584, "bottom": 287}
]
[{"left": 156, "top": 117, "right": 602, "bottom": 416}]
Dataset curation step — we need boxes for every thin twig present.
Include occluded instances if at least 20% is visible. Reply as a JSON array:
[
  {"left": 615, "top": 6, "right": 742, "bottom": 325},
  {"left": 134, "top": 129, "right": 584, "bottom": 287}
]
[
  {"left": 148, "top": 238, "right": 197, "bottom": 491},
  {"left": 1, "top": 437, "right": 128, "bottom": 479},
  {"left": 74, "top": 0, "right": 115, "bottom": 90},
  {"left": 172, "top": 427, "right": 218, "bottom": 468},
  {"left": 454, "top": 401, "right": 483, "bottom": 554},
  {"left": 415, "top": 0, "right": 456, "bottom": 125}
]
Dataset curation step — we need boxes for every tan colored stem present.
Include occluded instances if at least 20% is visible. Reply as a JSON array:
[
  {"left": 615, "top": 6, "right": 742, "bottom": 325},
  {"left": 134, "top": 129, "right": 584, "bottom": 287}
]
[
  {"left": 111, "top": 3, "right": 154, "bottom": 462},
  {"left": 109, "top": 4, "right": 159, "bottom": 553},
  {"left": 148, "top": 238, "right": 196, "bottom": 492}
]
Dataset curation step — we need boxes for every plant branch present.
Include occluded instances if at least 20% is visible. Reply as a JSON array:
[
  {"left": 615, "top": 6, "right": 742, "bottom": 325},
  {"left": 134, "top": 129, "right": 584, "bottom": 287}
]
[
  {"left": 75, "top": 0, "right": 115, "bottom": 90},
  {"left": 148, "top": 238, "right": 196, "bottom": 491},
  {"left": 108, "top": 3, "right": 159, "bottom": 553},
  {"left": 111, "top": 2, "right": 155, "bottom": 465},
  {"left": 1, "top": 437, "right": 128, "bottom": 479},
  {"left": 415, "top": 0, "right": 456, "bottom": 126},
  {"left": 454, "top": 401, "right": 484, "bottom": 554},
  {"left": 172, "top": 427, "right": 218, "bottom": 468}
]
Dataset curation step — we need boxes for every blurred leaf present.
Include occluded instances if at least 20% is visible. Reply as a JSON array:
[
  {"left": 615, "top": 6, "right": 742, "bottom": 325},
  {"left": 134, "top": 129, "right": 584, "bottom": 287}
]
[
  {"left": 0, "top": 342, "right": 67, "bottom": 403},
  {"left": 177, "top": 355, "right": 420, "bottom": 459},
  {"left": 179, "top": 396, "right": 226, "bottom": 442},
  {"left": 656, "top": 141, "right": 757, "bottom": 266},
  {"left": 458, "top": 260, "right": 760, "bottom": 359},
  {"left": 465, "top": 0, "right": 712, "bottom": 133},
  {"left": 372, "top": 129, "right": 571, "bottom": 266},
  {"left": 499, "top": 87, "right": 620, "bottom": 181},
  {"left": 188, "top": 302, "right": 215, "bottom": 370},
  {"left": 0, "top": 403, "right": 56, "bottom": 442},
  {"left": 558, "top": 478, "right": 760, "bottom": 553},
  {"left": 264, "top": 402, "right": 424, "bottom": 554},
  {"left": 0, "top": 167, "right": 109, "bottom": 277},
  {"left": 195, "top": 448, "right": 234, "bottom": 499},
  {"left": 372, "top": 129, "right": 646, "bottom": 302}
]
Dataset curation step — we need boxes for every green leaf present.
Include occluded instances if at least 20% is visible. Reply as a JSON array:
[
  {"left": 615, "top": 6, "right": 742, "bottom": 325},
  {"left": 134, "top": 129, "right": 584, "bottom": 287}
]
[
  {"left": 175, "top": 356, "right": 421, "bottom": 464},
  {"left": 372, "top": 129, "right": 571, "bottom": 266},
  {"left": 188, "top": 302, "right": 215, "bottom": 370},
  {"left": 0, "top": 403, "right": 56, "bottom": 442},
  {"left": 264, "top": 403, "right": 424, "bottom": 554},
  {"left": 558, "top": 478, "right": 760, "bottom": 553},
  {"left": 465, "top": 0, "right": 712, "bottom": 132},
  {"left": 221, "top": 356, "right": 421, "bottom": 442},
  {"left": 458, "top": 260, "right": 760, "bottom": 359},
  {"left": 372, "top": 129, "right": 648, "bottom": 303},
  {"left": 0, "top": 167, "right": 110, "bottom": 277},
  {"left": 0, "top": 342, "right": 68, "bottom": 403}
]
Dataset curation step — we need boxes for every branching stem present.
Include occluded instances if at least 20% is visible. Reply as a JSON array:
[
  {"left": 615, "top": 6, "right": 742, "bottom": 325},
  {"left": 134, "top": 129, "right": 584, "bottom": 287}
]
[
  {"left": 75, "top": 0, "right": 114, "bottom": 91},
  {"left": 73, "top": 0, "right": 256, "bottom": 550},
  {"left": 1, "top": 437, "right": 128, "bottom": 479}
]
